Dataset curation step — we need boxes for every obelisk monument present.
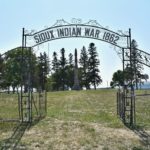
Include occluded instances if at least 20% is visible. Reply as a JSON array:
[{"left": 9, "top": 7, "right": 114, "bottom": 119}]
[{"left": 72, "top": 49, "right": 80, "bottom": 90}]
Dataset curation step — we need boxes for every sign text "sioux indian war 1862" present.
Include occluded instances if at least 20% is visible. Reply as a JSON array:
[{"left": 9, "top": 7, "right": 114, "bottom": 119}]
[{"left": 33, "top": 25, "right": 121, "bottom": 46}]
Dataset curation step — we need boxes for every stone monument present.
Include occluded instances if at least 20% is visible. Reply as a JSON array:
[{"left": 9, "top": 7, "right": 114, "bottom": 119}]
[{"left": 72, "top": 49, "right": 80, "bottom": 90}]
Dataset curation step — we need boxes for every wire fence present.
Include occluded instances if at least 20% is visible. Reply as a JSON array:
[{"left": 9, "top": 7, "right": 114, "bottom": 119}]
[
  {"left": 0, "top": 91, "right": 47, "bottom": 122},
  {"left": 136, "top": 90, "right": 150, "bottom": 128}
]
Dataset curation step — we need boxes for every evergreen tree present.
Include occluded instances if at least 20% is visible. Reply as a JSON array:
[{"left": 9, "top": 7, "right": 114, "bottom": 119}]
[
  {"left": 68, "top": 53, "right": 73, "bottom": 67},
  {"left": 87, "top": 43, "right": 102, "bottom": 90},
  {"left": 52, "top": 52, "right": 59, "bottom": 72},
  {"left": 130, "top": 39, "right": 143, "bottom": 89},
  {"left": 79, "top": 46, "right": 90, "bottom": 89},
  {"left": 66, "top": 53, "right": 74, "bottom": 89},
  {"left": 37, "top": 52, "right": 49, "bottom": 91},
  {"left": 59, "top": 48, "right": 67, "bottom": 90},
  {"left": 51, "top": 52, "right": 60, "bottom": 91},
  {"left": 0, "top": 54, "right": 4, "bottom": 89}
]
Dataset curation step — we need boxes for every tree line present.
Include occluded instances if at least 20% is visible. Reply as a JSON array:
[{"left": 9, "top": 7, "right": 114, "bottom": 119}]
[
  {"left": 48, "top": 42, "right": 102, "bottom": 90},
  {"left": 0, "top": 43, "right": 102, "bottom": 93},
  {"left": 0, "top": 47, "right": 49, "bottom": 93},
  {"left": 1, "top": 39, "right": 148, "bottom": 92}
]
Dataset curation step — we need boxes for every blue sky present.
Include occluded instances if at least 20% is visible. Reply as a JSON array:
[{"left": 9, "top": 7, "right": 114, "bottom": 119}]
[{"left": 0, "top": 0, "right": 150, "bottom": 87}]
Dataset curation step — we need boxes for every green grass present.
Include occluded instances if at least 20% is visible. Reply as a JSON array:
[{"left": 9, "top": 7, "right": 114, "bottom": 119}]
[
  {"left": 47, "top": 89, "right": 124, "bottom": 128},
  {"left": 135, "top": 90, "right": 150, "bottom": 129},
  {"left": 0, "top": 93, "right": 19, "bottom": 120},
  {"left": 0, "top": 89, "right": 150, "bottom": 149}
]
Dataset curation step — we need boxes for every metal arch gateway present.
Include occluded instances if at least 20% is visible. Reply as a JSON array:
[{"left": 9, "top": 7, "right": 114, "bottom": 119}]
[
  {"left": 21, "top": 19, "right": 135, "bottom": 126},
  {"left": 23, "top": 19, "right": 130, "bottom": 49}
]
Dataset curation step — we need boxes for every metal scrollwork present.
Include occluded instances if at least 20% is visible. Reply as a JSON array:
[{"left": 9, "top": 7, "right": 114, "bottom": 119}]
[
  {"left": 25, "top": 29, "right": 36, "bottom": 36},
  {"left": 52, "top": 19, "right": 70, "bottom": 27},
  {"left": 117, "top": 30, "right": 128, "bottom": 36},
  {"left": 71, "top": 18, "right": 82, "bottom": 24},
  {"left": 125, "top": 51, "right": 129, "bottom": 58},
  {"left": 123, "top": 48, "right": 150, "bottom": 67},
  {"left": 51, "top": 19, "right": 105, "bottom": 27},
  {"left": 30, "top": 30, "right": 36, "bottom": 35},
  {"left": 135, "top": 49, "right": 150, "bottom": 67},
  {"left": 138, "top": 52, "right": 143, "bottom": 59},
  {"left": 144, "top": 55, "right": 149, "bottom": 62},
  {"left": 86, "top": 20, "right": 103, "bottom": 27}
]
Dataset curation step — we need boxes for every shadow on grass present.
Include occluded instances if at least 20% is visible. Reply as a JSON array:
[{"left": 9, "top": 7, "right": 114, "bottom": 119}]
[
  {"left": 0, "top": 118, "right": 41, "bottom": 150},
  {"left": 0, "top": 123, "right": 30, "bottom": 150},
  {"left": 133, "top": 127, "right": 150, "bottom": 148},
  {"left": 126, "top": 124, "right": 150, "bottom": 149}
]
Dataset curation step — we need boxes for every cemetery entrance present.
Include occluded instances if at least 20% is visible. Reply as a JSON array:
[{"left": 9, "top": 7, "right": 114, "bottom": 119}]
[
  {"left": 1, "top": 19, "right": 150, "bottom": 127},
  {"left": 21, "top": 19, "right": 134, "bottom": 125}
]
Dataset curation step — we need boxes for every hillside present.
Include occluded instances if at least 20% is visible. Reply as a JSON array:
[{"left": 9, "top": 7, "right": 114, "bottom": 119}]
[{"left": 0, "top": 89, "right": 150, "bottom": 150}]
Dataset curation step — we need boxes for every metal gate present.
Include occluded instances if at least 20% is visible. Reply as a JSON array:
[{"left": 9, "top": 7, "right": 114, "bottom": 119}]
[
  {"left": 19, "top": 46, "right": 47, "bottom": 123},
  {"left": 117, "top": 89, "right": 135, "bottom": 126},
  {"left": 117, "top": 45, "right": 150, "bottom": 126},
  {"left": 0, "top": 45, "right": 47, "bottom": 123},
  {"left": 136, "top": 90, "right": 150, "bottom": 128},
  {"left": 19, "top": 90, "right": 47, "bottom": 122}
]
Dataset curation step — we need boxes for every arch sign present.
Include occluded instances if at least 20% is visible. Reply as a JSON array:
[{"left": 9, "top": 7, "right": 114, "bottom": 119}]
[{"left": 23, "top": 19, "right": 130, "bottom": 49}]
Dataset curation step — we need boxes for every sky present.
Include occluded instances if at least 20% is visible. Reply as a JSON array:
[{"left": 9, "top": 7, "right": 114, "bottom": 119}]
[{"left": 0, "top": 0, "right": 150, "bottom": 87}]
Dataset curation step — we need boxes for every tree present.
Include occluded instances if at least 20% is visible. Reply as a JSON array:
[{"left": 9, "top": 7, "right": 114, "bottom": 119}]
[
  {"left": 79, "top": 46, "right": 90, "bottom": 89},
  {"left": 59, "top": 48, "right": 67, "bottom": 90},
  {"left": 66, "top": 53, "right": 74, "bottom": 89},
  {"left": 2, "top": 48, "right": 23, "bottom": 93},
  {"left": 0, "top": 54, "right": 4, "bottom": 89},
  {"left": 68, "top": 53, "right": 73, "bottom": 67},
  {"left": 52, "top": 52, "right": 59, "bottom": 72},
  {"left": 130, "top": 39, "right": 143, "bottom": 89},
  {"left": 110, "top": 66, "right": 138, "bottom": 89},
  {"left": 87, "top": 43, "right": 102, "bottom": 90},
  {"left": 21, "top": 47, "right": 37, "bottom": 93},
  {"left": 2, "top": 47, "right": 37, "bottom": 93},
  {"left": 1, "top": 48, "right": 37, "bottom": 92},
  {"left": 37, "top": 52, "right": 49, "bottom": 91},
  {"left": 51, "top": 51, "right": 60, "bottom": 91},
  {"left": 110, "top": 70, "right": 124, "bottom": 88},
  {"left": 138, "top": 73, "right": 149, "bottom": 89}
]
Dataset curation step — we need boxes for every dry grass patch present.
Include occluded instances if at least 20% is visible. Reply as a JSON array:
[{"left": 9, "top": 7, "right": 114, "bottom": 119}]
[{"left": 16, "top": 118, "right": 147, "bottom": 150}]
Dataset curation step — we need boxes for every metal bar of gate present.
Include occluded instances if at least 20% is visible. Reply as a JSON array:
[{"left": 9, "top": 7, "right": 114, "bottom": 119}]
[{"left": 20, "top": 28, "right": 25, "bottom": 122}]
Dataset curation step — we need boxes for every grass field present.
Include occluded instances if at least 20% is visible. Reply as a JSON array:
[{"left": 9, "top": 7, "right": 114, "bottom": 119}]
[
  {"left": 0, "top": 92, "right": 19, "bottom": 120},
  {"left": 0, "top": 89, "right": 150, "bottom": 149}
]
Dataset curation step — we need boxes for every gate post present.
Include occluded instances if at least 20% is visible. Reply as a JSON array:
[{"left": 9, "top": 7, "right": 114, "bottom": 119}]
[
  {"left": 20, "top": 28, "right": 33, "bottom": 123},
  {"left": 129, "top": 28, "right": 136, "bottom": 126},
  {"left": 118, "top": 29, "right": 136, "bottom": 127}
]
